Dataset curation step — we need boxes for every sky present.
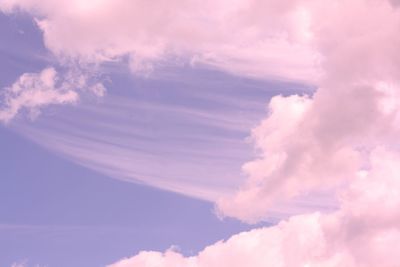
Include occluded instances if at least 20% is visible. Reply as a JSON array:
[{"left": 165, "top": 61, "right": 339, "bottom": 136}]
[{"left": 1, "top": 1, "right": 400, "bottom": 267}]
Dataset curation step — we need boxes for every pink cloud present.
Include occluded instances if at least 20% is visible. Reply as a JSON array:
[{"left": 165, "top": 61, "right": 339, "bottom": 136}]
[
  {"left": 101, "top": 0, "right": 400, "bottom": 265},
  {"left": 0, "top": 67, "right": 105, "bottom": 123},
  {"left": 109, "top": 148, "right": 400, "bottom": 266},
  {"left": 217, "top": 0, "right": 400, "bottom": 222},
  {"left": 0, "top": 0, "right": 320, "bottom": 81}
]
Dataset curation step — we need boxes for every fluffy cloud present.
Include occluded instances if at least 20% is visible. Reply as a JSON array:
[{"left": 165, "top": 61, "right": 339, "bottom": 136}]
[
  {"left": 0, "top": 67, "right": 105, "bottom": 123},
  {"left": 217, "top": 82, "right": 400, "bottom": 222},
  {"left": 217, "top": 0, "right": 400, "bottom": 222},
  {"left": 108, "top": 148, "right": 400, "bottom": 267},
  {"left": 0, "top": 0, "right": 320, "bottom": 81}
]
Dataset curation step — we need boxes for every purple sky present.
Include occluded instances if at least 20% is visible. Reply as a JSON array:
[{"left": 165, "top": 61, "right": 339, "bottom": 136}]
[
  {"left": 2, "top": 1, "right": 400, "bottom": 267},
  {"left": 0, "top": 12, "right": 304, "bottom": 266}
]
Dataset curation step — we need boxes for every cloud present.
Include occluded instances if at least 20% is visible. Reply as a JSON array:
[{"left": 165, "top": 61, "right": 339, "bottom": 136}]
[
  {"left": 1, "top": 0, "right": 398, "bottom": 219},
  {"left": 2, "top": 0, "right": 400, "bottom": 265},
  {"left": 0, "top": 68, "right": 77, "bottom": 123},
  {"left": 0, "top": 67, "right": 106, "bottom": 123},
  {"left": 215, "top": 0, "right": 400, "bottom": 223},
  {"left": 11, "top": 81, "right": 334, "bottom": 218},
  {"left": 0, "top": 0, "right": 320, "bottom": 82},
  {"left": 11, "top": 262, "right": 47, "bottom": 267},
  {"left": 11, "top": 93, "right": 259, "bottom": 202},
  {"left": 108, "top": 148, "right": 400, "bottom": 267},
  {"left": 99, "top": 0, "right": 400, "bottom": 265}
]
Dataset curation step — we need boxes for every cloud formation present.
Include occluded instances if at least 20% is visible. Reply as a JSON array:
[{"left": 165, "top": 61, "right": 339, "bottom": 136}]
[
  {"left": 104, "top": 0, "right": 400, "bottom": 265},
  {"left": 0, "top": 67, "right": 105, "bottom": 123},
  {"left": 217, "top": 0, "right": 400, "bottom": 222},
  {"left": 0, "top": 0, "right": 320, "bottom": 81},
  {"left": 2, "top": 0, "right": 400, "bottom": 266},
  {"left": 109, "top": 148, "right": 400, "bottom": 267}
]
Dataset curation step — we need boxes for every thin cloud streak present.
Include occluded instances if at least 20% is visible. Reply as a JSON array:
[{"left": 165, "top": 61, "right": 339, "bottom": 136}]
[
  {"left": 13, "top": 94, "right": 254, "bottom": 201},
  {"left": 13, "top": 92, "right": 333, "bottom": 219}
]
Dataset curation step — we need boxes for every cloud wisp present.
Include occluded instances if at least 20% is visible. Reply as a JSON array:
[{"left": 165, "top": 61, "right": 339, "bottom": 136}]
[
  {"left": 0, "top": 67, "right": 105, "bottom": 123},
  {"left": 10, "top": 69, "right": 331, "bottom": 219}
]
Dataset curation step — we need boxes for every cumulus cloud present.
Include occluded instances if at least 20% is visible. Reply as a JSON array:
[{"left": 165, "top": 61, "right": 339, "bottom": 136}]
[
  {"left": 217, "top": 83, "right": 400, "bottom": 222},
  {"left": 0, "top": 67, "right": 105, "bottom": 123},
  {"left": 217, "top": 0, "right": 400, "bottom": 222},
  {"left": 108, "top": 148, "right": 400, "bottom": 267}
]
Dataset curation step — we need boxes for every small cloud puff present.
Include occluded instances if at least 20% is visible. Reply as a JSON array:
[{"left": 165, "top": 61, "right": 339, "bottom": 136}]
[{"left": 0, "top": 67, "right": 105, "bottom": 123}]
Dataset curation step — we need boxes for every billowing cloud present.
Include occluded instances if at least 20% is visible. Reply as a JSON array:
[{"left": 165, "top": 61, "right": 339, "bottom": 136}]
[
  {"left": 217, "top": 0, "right": 400, "bottom": 222},
  {"left": 217, "top": 83, "right": 400, "bottom": 222},
  {"left": 0, "top": 67, "right": 105, "bottom": 123},
  {"left": 108, "top": 148, "right": 400, "bottom": 267}
]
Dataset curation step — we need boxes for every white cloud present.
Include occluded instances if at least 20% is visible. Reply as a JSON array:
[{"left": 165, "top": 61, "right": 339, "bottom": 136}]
[
  {"left": 85, "top": 0, "right": 400, "bottom": 265},
  {"left": 0, "top": 0, "right": 321, "bottom": 82},
  {"left": 0, "top": 67, "right": 106, "bottom": 123},
  {"left": 216, "top": 0, "right": 400, "bottom": 222},
  {"left": 108, "top": 148, "right": 400, "bottom": 267}
]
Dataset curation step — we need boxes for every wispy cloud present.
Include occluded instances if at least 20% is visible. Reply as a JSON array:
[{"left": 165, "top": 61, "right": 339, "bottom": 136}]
[
  {"left": 0, "top": 67, "right": 105, "bottom": 123},
  {"left": 12, "top": 94, "right": 259, "bottom": 201},
  {"left": 0, "top": 0, "right": 321, "bottom": 82},
  {"left": 12, "top": 88, "right": 334, "bottom": 220},
  {"left": 10, "top": 256, "right": 47, "bottom": 267},
  {"left": 10, "top": 261, "right": 27, "bottom": 267}
]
